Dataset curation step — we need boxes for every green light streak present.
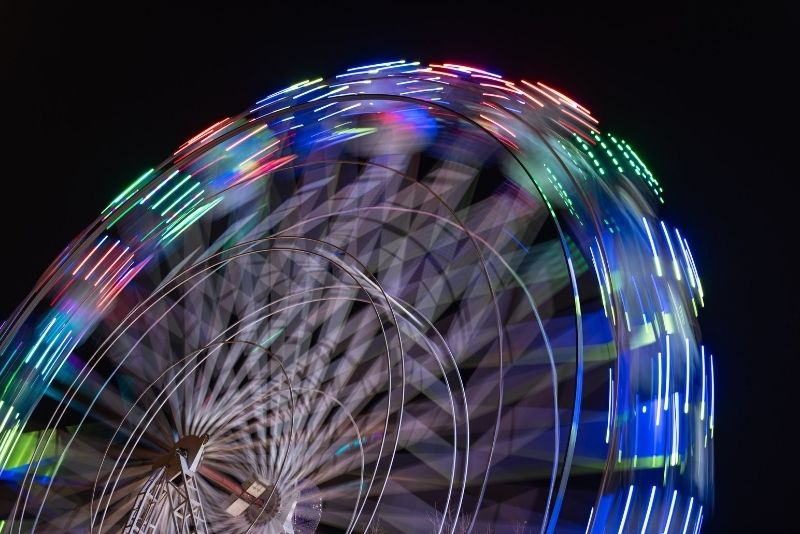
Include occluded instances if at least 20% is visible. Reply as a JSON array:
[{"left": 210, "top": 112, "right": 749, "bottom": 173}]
[
  {"left": 139, "top": 219, "right": 168, "bottom": 243},
  {"left": 106, "top": 199, "right": 140, "bottom": 229},
  {"left": 0, "top": 419, "right": 20, "bottom": 473},
  {"left": 160, "top": 181, "right": 201, "bottom": 216},
  {"left": 144, "top": 191, "right": 205, "bottom": 243},
  {"left": 161, "top": 197, "right": 224, "bottom": 244},
  {"left": 22, "top": 317, "right": 56, "bottom": 364},
  {"left": 2, "top": 361, "right": 25, "bottom": 397},
  {"left": 261, "top": 329, "right": 284, "bottom": 346},
  {"left": 150, "top": 174, "right": 192, "bottom": 210},
  {"left": 102, "top": 168, "right": 154, "bottom": 214}
]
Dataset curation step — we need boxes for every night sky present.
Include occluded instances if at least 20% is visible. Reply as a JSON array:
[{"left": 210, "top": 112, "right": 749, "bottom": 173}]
[{"left": 1, "top": 2, "right": 794, "bottom": 531}]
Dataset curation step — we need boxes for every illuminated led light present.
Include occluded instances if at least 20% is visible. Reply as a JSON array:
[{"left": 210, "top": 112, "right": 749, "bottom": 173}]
[
  {"left": 33, "top": 328, "right": 66, "bottom": 370},
  {"left": 656, "top": 351, "right": 662, "bottom": 425},
  {"left": 672, "top": 392, "right": 680, "bottom": 466},
  {"left": 96, "top": 257, "right": 133, "bottom": 298},
  {"left": 335, "top": 61, "right": 418, "bottom": 78},
  {"left": 521, "top": 80, "right": 560, "bottom": 105},
  {"left": 313, "top": 102, "right": 338, "bottom": 113},
  {"left": 45, "top": 336, "right": 79, "bottom": 382},
  {"left": 239, "top": 140, "right": 280, "bottom": 167},
  {"left": 161, "top": 197, "right": 224, "bottom": 244},
  {"left": 474, "top": 76, "right": 513, "bottom": 87},
  {"left": 684, "top": 337, "right": 690, "bottom": 414},
  {"left": 308, "top": 85, "right": 350, "bottom": 102},
  {"left": 681, "top": 497, "right": 694, "bottom": 534},
  {"left": 479, "top": 114, "right": 517, "bottom": 138},
  {"left": 674, "top": 228, "right": 696, "bottom": 288},
  {"left": 175, "top": 117, "right": 231, "bottom": 152},
  {"left": 643, "top": 217, "right": 663, "bottom": 277},
  {"left": 160, "top": 181, "right": 201, "bottom": 216},
  {"left": 330, "top": 80, "right": 371, "bottom": 89},
  {"left": 41, "top": 332, "right": 72, "bottom": 377},
  {"left": 693, "top": 506, "right": 703, "bottom": 534},
  {"left": 347, "top": 60, "right": 407, "bottom": 72},
  {"left": 700, "top": 346, "right": 706, "bottom": 420},
  {"left": 443, "top": 63, "right": 502, "bottom": 78},
  {"left": 97, "top": 262, "right": 141, "bottom": 309},
  {"left": 84, "top": 240, "right": 119, "bottom": 281},
  {"left": 150, "top": 174, "right": 192, "bottom": 210},
  {"left": 317, "top": 103, "right": 361, "bottom": 122},
  {"left": 618, "top": 485, "right": 634, "bottom": 534},
  {"left": 255, "top": 78, "right": 322, "bottom": 104},
  {"left": 188, "top": 155, "right": 225, "bottom": 177},
  {"left": 292, "top": 84, "right": 328, "bottom": 99},
  {"left": 231, "top": 155, "right": 297, "bottom": 188},
  {"left": 558, "top": 119, "right": 595, "bottom": 144},
  {"left": 536, "top": 81, "right": 593, "bottom": 116},
  {"left": 251, "top": 100, "right": 290, "bottom": 115},
  {"left": 0, "top": 420, "right": 20, "bottom": 468},
  {"left": 165, "top": 190, "right": 205, "bottom": 222},
  {"left": 661, "top": 221, "right": 681, "bottom": 281},
  {"left": 139, "top": 169, "right": 179, "bottom": 206},
  {"left": 683, "top": 238, "right": 705, "bottom": 306},
  {"left": 417, "top": 68, "right": 459, "bottom": 78},
  {"left": 71, "top": 235, "right": 108, "bottom": 276},
  {"left": 517, "top": 85, "right": 546, "bottom": 107},
  {"left": 0, "top": 429, "right": 14, "bottom": 463},
  {"left": 663, "top": 490, "right": 678, "bottom": 533},
  {"left": 606, "top": 367, "right": 613, "bottom": 444},
  {"left": 710, "top": 354, "right": 715, "bottom": 437},
  {"left": 94, "top": 246, "right": 130, "bottom": 287},
  {"left": 0, "top": 404, "right": 14, "bottom": 434},
  {"left": 102, "top": 168, "right": 154, "bottom": 214},
  {"left": 559, "top": 107, "right": 599, "bottom": 133},
  {"left": 664, "top": 335, "right": 671, "bottom": 411},
  {"left": 640, "top": 486, "right": 656, "bottom": 534},
  {"left": 399, "top": 87, "right": 444, "bottom": 96},
  {"left": 150, "top": 193, "right": 205, "bottom": 245},
  {"left": 593, "top": 238, "right": 615, "bottom": 325},
  {"left": 479, "top": 82, "right": 521, "bottom": 95},
  {"left": 106, "top": 200, "right": 139, "bottom": 229},
  {"left": 225, "top": 124, "right": 269, "bottom": 151},
  {"left": 590, "top": 247, "right": 608, "bottom": 317},
  {"left": 23, "top": 317, "right": 57, "bottom": 364}
]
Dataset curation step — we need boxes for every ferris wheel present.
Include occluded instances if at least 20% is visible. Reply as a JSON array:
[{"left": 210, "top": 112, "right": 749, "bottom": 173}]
[{"left": 0, "top": 60, "right": 714, "bottom": 533}]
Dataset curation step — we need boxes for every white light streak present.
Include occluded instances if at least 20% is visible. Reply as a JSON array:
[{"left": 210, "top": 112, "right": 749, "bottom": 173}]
[{"left": 618, "top": 485, "right": 634, "bottom": 534}]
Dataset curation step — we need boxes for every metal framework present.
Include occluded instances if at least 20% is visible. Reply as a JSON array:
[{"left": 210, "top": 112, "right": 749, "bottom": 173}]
[{"left": 123, "top": 435, "right": 209, "bottom": 534}]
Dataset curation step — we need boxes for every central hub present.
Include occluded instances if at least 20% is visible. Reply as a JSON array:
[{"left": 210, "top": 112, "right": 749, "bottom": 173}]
[
  {"left": 244, "top": 484, "right": 281, "bottom": 525},
  {"left": 225, "top": 479, "right": 284, "bottom": 526}
]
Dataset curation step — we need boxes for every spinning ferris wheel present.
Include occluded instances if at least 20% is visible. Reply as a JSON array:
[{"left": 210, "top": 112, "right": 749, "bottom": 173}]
[{"left": 0, "top": 60, "right": 714, "bottom": 533}]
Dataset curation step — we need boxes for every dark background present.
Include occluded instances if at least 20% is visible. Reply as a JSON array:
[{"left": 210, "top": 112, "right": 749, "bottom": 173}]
[{"left": 0, "top": 2, "right": 794, "bottom": 531}]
